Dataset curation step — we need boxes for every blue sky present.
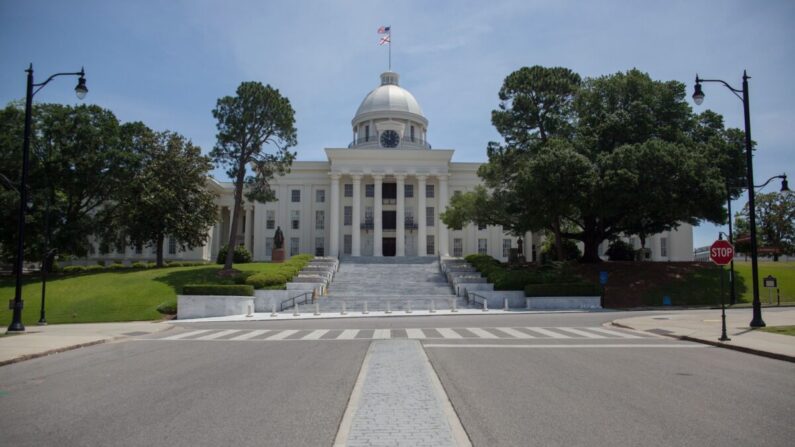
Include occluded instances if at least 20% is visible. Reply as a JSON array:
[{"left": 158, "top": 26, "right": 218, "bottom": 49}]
[{"left": 1, "top": 0, "right": 793, "bottom": 249}]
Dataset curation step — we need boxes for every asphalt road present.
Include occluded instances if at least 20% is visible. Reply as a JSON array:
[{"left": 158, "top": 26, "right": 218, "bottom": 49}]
[{"left": 1, "top": 311, "right": 793, "bottom": 446}]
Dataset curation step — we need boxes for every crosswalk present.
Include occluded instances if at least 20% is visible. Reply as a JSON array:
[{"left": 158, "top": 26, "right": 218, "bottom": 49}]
[{"left": 154, "top": 326, "right": 650, "bottom": 342}]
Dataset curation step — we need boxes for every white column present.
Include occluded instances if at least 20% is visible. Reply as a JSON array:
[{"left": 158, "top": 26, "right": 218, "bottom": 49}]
[
  {"left": 352, "top": 174, "right": 362, "bottom": 256},
  {"left": 373, "top": 174, "right": 383, "bottom": 257},
  {"left": 329, "top": 174, "right": 340, "bottom": 257},
  {"left": 211, "top": 206, "right": 221, "bottom": 258},
  {"left": 438, "top": 174, "right": 449, "bottom": 256},
  {"left": 246, "top": 206, "right": 255, "bottom": 253},
  {"left": 417, "top": 175, "right": 427, "bottom": 256},
  {"left": 396, "top": 174, "right": 406, "bottom": 256}
]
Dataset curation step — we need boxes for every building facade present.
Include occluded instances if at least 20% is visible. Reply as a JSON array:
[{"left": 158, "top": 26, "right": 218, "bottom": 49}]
[{"left": 85, "top": 70, "right": 694, "bottom": 263}]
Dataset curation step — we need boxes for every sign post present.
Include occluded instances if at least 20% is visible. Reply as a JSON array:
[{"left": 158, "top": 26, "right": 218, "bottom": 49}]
[
  {"left": 763, "top": 275, "right": 777, "bottom": 305},
  {"left": 710, "top": 239, "right": 735, "bottom": 341}
]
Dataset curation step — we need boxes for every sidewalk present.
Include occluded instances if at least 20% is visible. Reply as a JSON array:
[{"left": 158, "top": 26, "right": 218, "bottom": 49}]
[
  {"left": 613, "top": 308, "right": 795, "bottom": 362},
  {"left": 0, "top": 321, "right": 173, "bottom": 366}
]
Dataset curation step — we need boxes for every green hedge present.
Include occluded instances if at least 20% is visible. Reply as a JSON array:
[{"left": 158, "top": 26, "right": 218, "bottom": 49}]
[
  {"left": 216, "top": 245, "right": 253, "bottom": 264},
  {"left": 156, "top": 299, "right": 178, "bottom": 315},
  {"left": 246, "top": 272, "right": 289, "bottom": 289},
  {"left": 524, "top": 283, "right": 602, "bottom": 297},
  {"left": 465, "top": 254, "right": 592, "bottom": 291},
  {"left": 182, "top": 284, "right": 254, "bottom": 296}
]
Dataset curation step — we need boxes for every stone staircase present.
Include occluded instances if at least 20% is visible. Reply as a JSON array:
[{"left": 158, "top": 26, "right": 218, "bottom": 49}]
[{"left": 309, "top": 256, "right": 465, "bottom": 312}]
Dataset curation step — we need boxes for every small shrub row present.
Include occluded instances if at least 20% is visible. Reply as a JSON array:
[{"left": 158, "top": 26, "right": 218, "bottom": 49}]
[
  {"left": 524, "top": 283, "right": 602, "bottom": 297},
  {"left": 465, "top": 255, "right": 593, "bottom": 291},
  {"left": 182, "top": 284, "right": 254, "bottom": 296},
  {"left": 244, "top": 253, "right": 314, "bottom": 289},
  {"left": 156, "top": 299, "right": 178, "bottom": 315},
  {"left": 60, "top": 260, "right": 208, "bottom": 274}
]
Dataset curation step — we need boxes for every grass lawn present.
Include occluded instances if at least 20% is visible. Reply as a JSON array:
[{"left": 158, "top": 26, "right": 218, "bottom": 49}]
[
  {"left": 0, "top": 263, "right": 283, "bottom": 326},
  {"left": 758, "top": 325, "right": 795, "bottom": 337},
  {"left": 641, "top": 261, "right": 795, "bottom": 307}
]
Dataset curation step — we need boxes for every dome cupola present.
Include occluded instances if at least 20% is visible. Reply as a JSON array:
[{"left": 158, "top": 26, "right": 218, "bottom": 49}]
[{"left": 349, "top": 71, "right": 430, "bottom": 150}]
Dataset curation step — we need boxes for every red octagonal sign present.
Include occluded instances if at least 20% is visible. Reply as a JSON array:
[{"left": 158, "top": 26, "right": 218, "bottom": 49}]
[{"left": 710, "top": 240, "right": 735, "bottom": 265}]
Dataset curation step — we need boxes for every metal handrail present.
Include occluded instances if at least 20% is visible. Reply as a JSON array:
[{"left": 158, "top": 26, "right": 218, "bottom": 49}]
[
  {"left": 280, "top": 291, "right": 312, "bottom": 312},
  {"left": 467, "top": 291, "right": 487, "bottom": 307}
]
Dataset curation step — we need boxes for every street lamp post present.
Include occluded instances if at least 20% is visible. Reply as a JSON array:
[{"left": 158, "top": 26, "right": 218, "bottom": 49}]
[{"left": 7, "top": 63, "right": 87, "bottom": 333}]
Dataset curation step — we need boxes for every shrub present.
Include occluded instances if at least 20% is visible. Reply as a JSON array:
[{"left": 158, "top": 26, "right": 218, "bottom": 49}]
[
  {"left": 156, "top": 299, "right": 177, "bottom": 315},
  {"left": 245, "top": 272, "right": 289, "bottom": 289},
  {"left": 63, "top": 265, "right": 86, "bottom": 274},
  {"left": 83, "top": 265, "right": 105, "bottom": 272},
  {"left": 108, "top": 263, "right": 128, "bottom": 270},
  {"left": 540, "top": 238, "right": 581, "bottom": 261},
  {"left": 216, "top": 245, "right": 253, "bottom": 264},
  {"left": 146, "top": 262, "right": 158, "bottom": 268},
  {"left": 132, "top": 262, "right": 148, "bottom": 269},
  {"left": 606, "top": 240, "right": 635, "bottom": 261},
  {"left": 182, "top": 284, "right": 254, "bottom": 296},
  {"left": 524, "top": 283, "right": 602, "bottom": 297}
]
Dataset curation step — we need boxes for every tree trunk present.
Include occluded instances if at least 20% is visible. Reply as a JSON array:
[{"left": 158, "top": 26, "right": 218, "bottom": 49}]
[
  {"left": 580, "top": 218, "right": 602, "bottom": 263},
  {"left": 553, "top": 218, "right": 564, "bottom": 261},
  {"left": 156, "top": 235, "right": 164, "bottom": 267},
  {"left": 639, "top": 235, "right": 646, "bottom": 262},
  {"left": 224, "top": 163, "right": 247, "bottom": 271}
]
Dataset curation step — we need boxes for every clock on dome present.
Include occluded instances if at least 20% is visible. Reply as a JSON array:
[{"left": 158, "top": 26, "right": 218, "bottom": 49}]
[{"left": 380, "top": 130, "right": 399, "bottom": 148}]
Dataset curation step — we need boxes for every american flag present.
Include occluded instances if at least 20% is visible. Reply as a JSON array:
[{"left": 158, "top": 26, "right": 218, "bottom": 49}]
[
  {"left": 377, "top": 25, "right": 390, "bottom": 34},
  {"left": 378, "top": 34, "right": 391, "bottom": 46}
]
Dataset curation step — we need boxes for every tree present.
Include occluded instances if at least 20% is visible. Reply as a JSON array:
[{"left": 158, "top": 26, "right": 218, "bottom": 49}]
[
  {"left": 734, "top": 192, "right": 795, "bottom": 261},
  {"left": 0, "top": 103, "right": 130, "bottom": 263},
  {"left": 99, "top": 124, "right": 218, "bottom": 267},
  {"left": 211, "top": 82, "right": 297, "bottom": 272}
]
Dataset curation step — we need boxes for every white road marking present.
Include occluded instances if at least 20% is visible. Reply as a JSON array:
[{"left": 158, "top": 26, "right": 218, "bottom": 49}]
[
  {"left": 373, "top": 329, "right": 391, "bottom": 339},
  {"left": 495, "top": 327, "right": 534, "bottom": 339},
  {"left": 587, "top": 327, "right": 642, "bottom": 339},
  {"left": 437, "top": 328, "right": 463, "bottom": 339},
  {"left": 265, "top": 329, "right": 299, "bottom": 340},
  {"left": 336, "top": 329, "right": 360, "bottom": 340},
  {"left": 406, "top": 329, "right": 426, "bottom": 339},
  {"left": 162, "top": 329, "right": 211, "bottom": 340},
  {"left": 229, "top": 330, "right": 269, "bottom": 341},
  {"left": 195, "top": 329, "right": 241, "bottom": 340},
  {"left": 467, "top": 327, "right": 499, "bottom": 339},
  {"left": 556, "top": 327, "right": 606, "bottom": 338},
  {"left": 524, "top": 327, "right": 571, "bottom": 338},
  {"left": 302, "top": 329, "right": 329, "bottom": 340},
  {"left": 423, "top": 344, "right": 708, "bottom": 349}
]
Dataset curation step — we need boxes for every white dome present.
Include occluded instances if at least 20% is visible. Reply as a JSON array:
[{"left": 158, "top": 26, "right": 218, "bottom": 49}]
[{"left": 352, "top": 72, "right": 427, "bottom": 126}]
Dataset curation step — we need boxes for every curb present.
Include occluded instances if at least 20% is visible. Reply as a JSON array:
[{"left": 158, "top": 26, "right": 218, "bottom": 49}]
[
  {"left": 611, "top": 321, "right": 795, "bottom": 363},
  {"left": 0, "top": 339, "right": 108, "bottom": 367}
]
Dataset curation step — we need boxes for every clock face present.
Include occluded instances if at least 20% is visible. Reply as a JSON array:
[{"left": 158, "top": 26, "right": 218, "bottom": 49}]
[{"left": 380, "top": 130, "right": 399, "bottom": 148}]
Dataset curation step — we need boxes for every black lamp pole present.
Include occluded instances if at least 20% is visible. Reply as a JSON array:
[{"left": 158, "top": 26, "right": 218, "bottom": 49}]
[
  {"left": 693, "top": 70, "right": 765, "bottom": 328},
  {"left": 725, "top": 183, "right": 736, "bottom": 305},
  {"left": 7, "top": 64, "right": 87, "bottom": 333}
]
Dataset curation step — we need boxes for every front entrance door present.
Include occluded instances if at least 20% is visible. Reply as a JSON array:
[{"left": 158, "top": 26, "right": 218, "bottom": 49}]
[{"left": 383, "top": 238, "right": 396, "bottom": 256}]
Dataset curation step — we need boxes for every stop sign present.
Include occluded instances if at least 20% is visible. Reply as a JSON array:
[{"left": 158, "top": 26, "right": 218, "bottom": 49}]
[{"left": 710, "top": 240, "right": 735, "bottom": 265}]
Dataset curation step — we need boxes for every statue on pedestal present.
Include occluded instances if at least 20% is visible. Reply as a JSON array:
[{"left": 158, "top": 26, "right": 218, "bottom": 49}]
[{"left": 272, "top": 226, "right": 285, "bottom": 262}]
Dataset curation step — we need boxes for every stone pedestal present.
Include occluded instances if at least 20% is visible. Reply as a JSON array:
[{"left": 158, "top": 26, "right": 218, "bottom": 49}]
[{"left": 272, "top": 248, "right": 285, "bottom": 263}]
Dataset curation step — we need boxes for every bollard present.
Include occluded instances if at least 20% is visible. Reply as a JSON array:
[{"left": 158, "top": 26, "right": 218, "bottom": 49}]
[
  {"left": 293, "top": 304, "right": 299, "bottom": 317},
  {"left": 504, "top": 298, "right": 509, "bottom": 311},
  {"left": 386, "top": 301, "right": 391, "bottom": 314},
  {"left": 526, "top": 297, "right": 531, "bottom": 311},
  {"left": 430, "top": 300, "right": 436, "bottom": 313},
  {"left": 363, "top": 301, "right": 369, "bottom": 315},
  {"left": 246, "top": 304, "right": 253, "bottom": 317},
  {"left": 271, "top": 303, "right": 277, "bottom": 318},
  {"left": 315, "top": 301, "right": 320, "bottom": 316},
  {"left": 483, "top": 299, "right": 488, "bottom": 312},
  {"left": 406, "top": 301, "right": 412, "bottom": 314},
  {"left": 451, "top": 299, "right": 458, "bottom": 312},
  {"left": 341, "top": 301, "right": 347, "bottom": 315}
]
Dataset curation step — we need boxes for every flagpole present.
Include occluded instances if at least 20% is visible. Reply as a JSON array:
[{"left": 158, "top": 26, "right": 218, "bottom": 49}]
[{"left": 388, "top": 30, "right": 392, "bottom": 71}]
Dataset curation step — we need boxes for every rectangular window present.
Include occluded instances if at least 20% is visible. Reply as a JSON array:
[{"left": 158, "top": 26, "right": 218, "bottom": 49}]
[
  {"left": 344, "top": 234, "right": 352, "bottom": 255},
  {"left": 290, "top": 237, "right": 299, "bottom": 256},
  {"left": 344, "top": 206, "right": 352, "bottom": 226},
  {"left": 404, "top": 184, "right": 413, "bottom": 198},
  {"left": 344, "top": 184, "right": 353, "bottom": 197},
  {"left": 503, "top": 239, "right": 512, "bottom": 258},
  {"left": 291, "top": 189, "right": 301, "bottom": 202},
  {"left": 426, "top": 235, "right": 435, "bottom": 256},
  {"left": 426, "top": 207, "right": 434, "bottom": 227},
  {"left": 315, "top": 210, "right": 325, "bottom": 230},
  {"left": 453, "top": 238, "right": 463, "bottom": 257},
  {"left": 135, "top": 245, "right": 143, "bottom": 255},
  {"left": 478, "top": 238, "right": 488, "bottom": 255},
  {"left": 291, "top": 210, "right": 300, "bottom": 230},
  {"left": 410, "top": 125, "right": 415, "bottom": 142},
  {"left": 383, "top": 183, "right": 396, "bottom": 199},
  {"left": 315, "top": 237, "right": 324, "bottom": 256},
  {"left": 316, "top": 189, "right": 325, "bottom": 203},
  {"left": 266, "top": 238, "right": 273, "bottom": 256},
  {"left": 405, "top": 209, "right": 414, "bottom": 227},
  {"left": 168, "top": 236, "right": 177, "bottom": 255},
  {"left": 365, "top": 206, "right": 373, "bottom": 223},
  {"left": 266, "top": 210, "right": 275, "bottom": 230},
  {"left": 365, "top": 184, "right": 374, "bottom": 198},
  {"left": 660, "top": 237, "right": 668, "bottom": 257},
  {"left": 426, "top": 184, "right": 434, "bottom": 198},
  {"left": 365, "top": 125, "right": 370, "bottom": 142}
]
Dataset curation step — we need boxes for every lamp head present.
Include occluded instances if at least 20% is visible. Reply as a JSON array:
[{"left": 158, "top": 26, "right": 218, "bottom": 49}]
[
  {"left": 692, "top": 77, "right": 705, "bottom": 106},
  {"left": 74, "top": 67, "right": 88, "bottom": 100},
  {"left": 781, "top": 175, "right": 790, "bottom": 193}
]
